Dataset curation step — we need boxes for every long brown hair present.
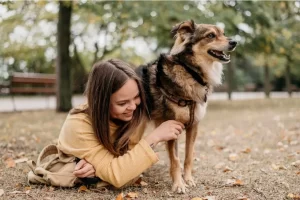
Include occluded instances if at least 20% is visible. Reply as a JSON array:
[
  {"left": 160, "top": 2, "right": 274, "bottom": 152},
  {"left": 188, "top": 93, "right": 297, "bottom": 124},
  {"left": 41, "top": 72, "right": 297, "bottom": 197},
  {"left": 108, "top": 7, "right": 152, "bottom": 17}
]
[{"left": 71, "top": 59, "right": 147, "bottom": 156}]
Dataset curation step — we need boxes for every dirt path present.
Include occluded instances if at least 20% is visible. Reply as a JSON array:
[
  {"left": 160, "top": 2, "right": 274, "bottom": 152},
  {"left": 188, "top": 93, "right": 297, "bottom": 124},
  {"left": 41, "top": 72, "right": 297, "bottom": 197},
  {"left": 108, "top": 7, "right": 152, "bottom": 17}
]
[{"left": 0, "top": 99, "right": 299, "bottom": 200}]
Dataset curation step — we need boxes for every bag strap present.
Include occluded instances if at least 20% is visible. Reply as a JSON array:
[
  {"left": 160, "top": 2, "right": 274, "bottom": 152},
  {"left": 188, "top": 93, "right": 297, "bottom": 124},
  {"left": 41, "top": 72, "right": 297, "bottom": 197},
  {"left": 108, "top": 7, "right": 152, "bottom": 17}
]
[{"left": 36, "top": 144, "right": 59, "bottom": 166}]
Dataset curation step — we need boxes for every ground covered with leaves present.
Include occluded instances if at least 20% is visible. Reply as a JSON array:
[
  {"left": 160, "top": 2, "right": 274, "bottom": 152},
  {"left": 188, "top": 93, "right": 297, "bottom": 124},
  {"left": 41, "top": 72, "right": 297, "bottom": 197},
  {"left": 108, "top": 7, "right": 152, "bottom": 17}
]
[{"left": 0, "top": 98, "right": 300, "bottom": 200}]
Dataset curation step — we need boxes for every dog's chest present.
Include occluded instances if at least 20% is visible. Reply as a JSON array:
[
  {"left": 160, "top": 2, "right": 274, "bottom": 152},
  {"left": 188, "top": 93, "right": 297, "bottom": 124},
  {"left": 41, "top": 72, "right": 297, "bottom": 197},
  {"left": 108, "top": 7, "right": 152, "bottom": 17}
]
[{"left": 166, "top": 101, "right": 207, "bottom": 125}]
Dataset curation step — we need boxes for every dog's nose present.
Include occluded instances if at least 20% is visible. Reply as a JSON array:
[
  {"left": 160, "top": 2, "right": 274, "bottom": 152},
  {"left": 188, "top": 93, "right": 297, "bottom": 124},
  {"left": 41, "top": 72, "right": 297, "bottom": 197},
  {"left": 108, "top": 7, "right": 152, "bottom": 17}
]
[{"left": 229, "top": 40, "right": 237, "bottom": 47}]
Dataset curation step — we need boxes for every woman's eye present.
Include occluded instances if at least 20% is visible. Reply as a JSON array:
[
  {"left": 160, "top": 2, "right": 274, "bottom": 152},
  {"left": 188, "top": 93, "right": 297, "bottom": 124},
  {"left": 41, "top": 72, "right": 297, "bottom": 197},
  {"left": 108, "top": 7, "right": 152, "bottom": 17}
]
[
  {"left": 207, "top": 33, "right": 216, "bottom": 38},
  {"left": 118, "top": 102, "right": 127, "bottom": 106}
]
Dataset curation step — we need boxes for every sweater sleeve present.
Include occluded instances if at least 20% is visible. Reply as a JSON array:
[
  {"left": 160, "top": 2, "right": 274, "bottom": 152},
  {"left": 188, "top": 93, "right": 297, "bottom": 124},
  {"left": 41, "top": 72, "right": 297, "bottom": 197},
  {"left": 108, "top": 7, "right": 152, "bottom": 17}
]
[{"left": 57, "top": 114, "right": 159, "bottom": 188}]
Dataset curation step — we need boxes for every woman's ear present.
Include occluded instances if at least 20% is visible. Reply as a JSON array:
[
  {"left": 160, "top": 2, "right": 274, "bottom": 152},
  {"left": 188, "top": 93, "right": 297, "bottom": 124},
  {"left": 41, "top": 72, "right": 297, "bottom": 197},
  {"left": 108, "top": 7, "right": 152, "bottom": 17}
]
[{"left": 171, "top": 19, "right": 196, "bottom": 40}]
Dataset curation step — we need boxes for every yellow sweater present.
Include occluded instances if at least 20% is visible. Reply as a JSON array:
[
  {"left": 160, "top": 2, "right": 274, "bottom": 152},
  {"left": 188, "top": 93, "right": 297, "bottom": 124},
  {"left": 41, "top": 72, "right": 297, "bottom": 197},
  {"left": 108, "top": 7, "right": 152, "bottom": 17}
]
[{"left": 57, "top": 109, "right": 159, "bottom": 188}]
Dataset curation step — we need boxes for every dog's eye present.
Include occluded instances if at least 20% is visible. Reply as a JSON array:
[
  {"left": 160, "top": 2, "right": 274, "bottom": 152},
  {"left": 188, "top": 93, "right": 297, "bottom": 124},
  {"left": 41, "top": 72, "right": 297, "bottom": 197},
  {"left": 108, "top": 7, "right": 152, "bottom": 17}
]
[{"left": 207, "top": 33, "right": 216, "bottom": 39}]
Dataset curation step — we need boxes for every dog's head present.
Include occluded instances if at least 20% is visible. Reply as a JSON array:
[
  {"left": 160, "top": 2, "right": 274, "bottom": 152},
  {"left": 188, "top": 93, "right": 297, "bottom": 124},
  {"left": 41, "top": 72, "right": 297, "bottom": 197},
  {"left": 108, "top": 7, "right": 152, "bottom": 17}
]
[{"left": 170, "top": 20, "right": 237, "bottom": 64}]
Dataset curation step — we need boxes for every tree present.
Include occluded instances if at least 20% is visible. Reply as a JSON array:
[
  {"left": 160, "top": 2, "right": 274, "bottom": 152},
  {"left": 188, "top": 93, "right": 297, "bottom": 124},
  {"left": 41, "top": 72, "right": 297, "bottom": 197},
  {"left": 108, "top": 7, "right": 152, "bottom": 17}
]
[{"left": 56, "top": 1, "right": 72, "bottom": 112}]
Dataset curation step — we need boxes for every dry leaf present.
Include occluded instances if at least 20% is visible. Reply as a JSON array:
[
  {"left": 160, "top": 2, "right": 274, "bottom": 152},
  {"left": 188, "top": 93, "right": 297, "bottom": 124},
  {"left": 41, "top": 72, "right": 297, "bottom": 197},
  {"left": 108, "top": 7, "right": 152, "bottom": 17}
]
[
  {"left": 191, "top": 198, "right": 203, "bottom": 200},
  {"left": 14, "top": 157, "right": 28, "bottom": 164},
  {"left": 225, "top": 179, "right": 244, "bottom": 186},
  {"left": 296, "top": 171, "right": 300, "bottom": 175},
  {"left": 125, "top": 192, "right": 138, "bottom": 199},
  {"left": 17, "top": 152, "right": 25, "bottom": 158},
  {"left": 0, "top": 189, "right": 4, "bottom": 197},
  {"left": 287, "top": 193, "right": 300, "bottom": 199},
  {"left": 291, "top": 160, "right": 300, "bottom": 167},
  {"left": 237, "top": 197, "right": 250, "bottom": 200},
  {"left": 24, "top": 186, "right": 31, "bottom": 191},
  {"left": 229, "top": 153, "right": 238, "bottom": 161},
  {"left": 223, "top": 166, "right": 233, "bottom": 172},
  {"left": 142, "top": 188, "right": 148, "bottom": 194},
  {"left": 116, "top": 192, "right": 124, "bottom": 200},
  {"left": 271, "top": 164, "right": 279, "bottom": 170},
  {"left": 214, "top": 162, "right": 225, "bottom": 169},
  {"left": 78, "top": 185, "right": 89, "bottom": 192},
  {"left": 5, "top": 157, "right": 15, "bottom": 168},
  {"left": 203, "top": 196, "right": 216, "bottom": 200},
  {"left": 241, "top": 148, "right": 251, "bottom": 154},
  {"left": 140, "top": 181, "right": 148, "bottom": 186},
  {"left": 49, "top": 187, "right": 55, "bottom": 192}
]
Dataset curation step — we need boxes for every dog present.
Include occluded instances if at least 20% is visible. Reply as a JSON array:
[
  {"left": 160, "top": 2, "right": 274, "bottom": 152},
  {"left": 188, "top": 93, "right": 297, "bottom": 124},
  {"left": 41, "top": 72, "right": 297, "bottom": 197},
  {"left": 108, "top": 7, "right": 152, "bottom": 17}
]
[{"left": 136, "top": 20, "right": 237, "bottom": 193}]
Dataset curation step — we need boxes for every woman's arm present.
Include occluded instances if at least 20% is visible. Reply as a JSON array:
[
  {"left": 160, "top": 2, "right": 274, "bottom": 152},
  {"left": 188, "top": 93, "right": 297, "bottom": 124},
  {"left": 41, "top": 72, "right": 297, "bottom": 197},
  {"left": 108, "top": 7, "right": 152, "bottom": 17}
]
[{"left": 57, "top": 114, "right": 159, "bottom": 188}]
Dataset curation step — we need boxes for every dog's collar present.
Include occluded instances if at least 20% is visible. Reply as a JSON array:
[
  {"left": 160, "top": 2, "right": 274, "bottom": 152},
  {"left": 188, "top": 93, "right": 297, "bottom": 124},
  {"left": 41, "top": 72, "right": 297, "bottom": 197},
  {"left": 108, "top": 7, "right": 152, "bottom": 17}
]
[{"left": 171, "top": 55, "right": 208, "bottom": 87}]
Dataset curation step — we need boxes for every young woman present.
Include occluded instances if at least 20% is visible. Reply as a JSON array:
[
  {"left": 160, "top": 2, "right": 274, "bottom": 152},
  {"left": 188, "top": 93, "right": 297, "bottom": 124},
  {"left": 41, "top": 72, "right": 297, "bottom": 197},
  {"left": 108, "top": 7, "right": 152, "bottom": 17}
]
[{"left": 57, "top": 59, "right": 184, "bottom": 188}]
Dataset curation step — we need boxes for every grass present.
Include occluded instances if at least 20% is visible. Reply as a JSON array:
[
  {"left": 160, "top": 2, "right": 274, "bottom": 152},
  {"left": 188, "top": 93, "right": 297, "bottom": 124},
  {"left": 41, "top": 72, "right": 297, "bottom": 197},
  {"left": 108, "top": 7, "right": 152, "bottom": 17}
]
[{"left": 0, "top": 98, "right": 300, "bottom": 200}]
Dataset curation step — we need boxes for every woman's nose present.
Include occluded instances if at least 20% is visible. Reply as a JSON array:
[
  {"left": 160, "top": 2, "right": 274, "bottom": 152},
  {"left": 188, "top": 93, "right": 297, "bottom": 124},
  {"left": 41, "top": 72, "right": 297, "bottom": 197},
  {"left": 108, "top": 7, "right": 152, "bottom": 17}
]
[{"left": 127, "top": 101, "right": 137, "bottom": 110}]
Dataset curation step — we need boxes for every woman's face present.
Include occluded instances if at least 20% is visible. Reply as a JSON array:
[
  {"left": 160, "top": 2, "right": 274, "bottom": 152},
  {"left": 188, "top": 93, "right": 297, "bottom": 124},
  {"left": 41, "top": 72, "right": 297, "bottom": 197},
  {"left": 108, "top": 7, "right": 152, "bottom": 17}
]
[{"left": 110, "top": 79, "right": 141, "bottom": 121}]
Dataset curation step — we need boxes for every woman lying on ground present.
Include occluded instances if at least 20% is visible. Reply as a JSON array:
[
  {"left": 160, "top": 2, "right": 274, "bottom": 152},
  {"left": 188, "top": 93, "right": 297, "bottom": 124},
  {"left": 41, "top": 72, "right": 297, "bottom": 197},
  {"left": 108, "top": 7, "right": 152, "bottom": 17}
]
[{"left": 58, "top": 59, "right": 184, "bottom": 188}]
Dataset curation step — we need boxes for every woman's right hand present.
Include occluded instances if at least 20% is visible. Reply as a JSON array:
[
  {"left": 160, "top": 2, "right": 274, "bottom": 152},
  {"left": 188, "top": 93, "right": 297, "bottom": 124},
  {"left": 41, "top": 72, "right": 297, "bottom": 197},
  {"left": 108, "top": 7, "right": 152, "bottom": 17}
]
[{"left": 144, "top": 120, "right": 185, "bottom": 146}]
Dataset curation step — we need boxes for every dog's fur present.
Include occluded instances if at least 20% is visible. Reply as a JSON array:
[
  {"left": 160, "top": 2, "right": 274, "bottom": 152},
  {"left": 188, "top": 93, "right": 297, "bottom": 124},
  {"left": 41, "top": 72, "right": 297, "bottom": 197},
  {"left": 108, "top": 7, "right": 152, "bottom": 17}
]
[{"left": 136, "top": 20, "right": 237, "bottom": 193}]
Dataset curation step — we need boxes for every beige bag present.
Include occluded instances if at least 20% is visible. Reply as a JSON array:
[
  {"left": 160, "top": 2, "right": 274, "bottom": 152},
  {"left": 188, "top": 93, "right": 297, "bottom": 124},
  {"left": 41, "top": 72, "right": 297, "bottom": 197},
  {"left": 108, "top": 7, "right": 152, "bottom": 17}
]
[{"left": 27, "top": 144, "right": 82, "bottom": 187}]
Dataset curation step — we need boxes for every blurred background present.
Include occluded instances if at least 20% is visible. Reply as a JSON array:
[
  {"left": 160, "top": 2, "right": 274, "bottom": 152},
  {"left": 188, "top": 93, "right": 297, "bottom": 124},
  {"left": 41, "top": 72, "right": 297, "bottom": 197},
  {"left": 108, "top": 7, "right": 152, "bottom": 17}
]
[{"left": 0, "top": 1, "right": 299, "bottom": 112}]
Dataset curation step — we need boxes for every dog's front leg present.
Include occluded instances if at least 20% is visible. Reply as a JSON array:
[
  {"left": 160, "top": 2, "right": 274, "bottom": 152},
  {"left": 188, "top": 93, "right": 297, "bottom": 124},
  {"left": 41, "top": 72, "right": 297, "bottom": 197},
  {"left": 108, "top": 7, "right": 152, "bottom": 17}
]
[
  {"left": 167, "top": 140, "right": 187, "bottom": 193},
  {"left": 183, "top": 123, "right": 198, "bottom": 187}
]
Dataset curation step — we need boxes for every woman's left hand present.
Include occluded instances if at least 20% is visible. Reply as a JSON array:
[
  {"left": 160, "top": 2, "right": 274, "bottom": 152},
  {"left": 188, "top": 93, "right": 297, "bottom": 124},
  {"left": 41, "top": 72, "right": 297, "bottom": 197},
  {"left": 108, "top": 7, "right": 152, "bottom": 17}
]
[{"left": 73, "top": 159, "right": 96, "bottom": 178}]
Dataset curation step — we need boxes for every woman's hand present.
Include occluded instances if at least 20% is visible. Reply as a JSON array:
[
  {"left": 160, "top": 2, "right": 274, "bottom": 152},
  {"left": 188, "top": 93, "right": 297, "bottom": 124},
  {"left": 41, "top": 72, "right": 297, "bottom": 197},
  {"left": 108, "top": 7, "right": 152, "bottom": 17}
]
[
  {"left": 73, "top": 159, "right": 96, "bottom": 178},
  {"left": 144, "top": 120, "right": 185, "bottom": 147}
]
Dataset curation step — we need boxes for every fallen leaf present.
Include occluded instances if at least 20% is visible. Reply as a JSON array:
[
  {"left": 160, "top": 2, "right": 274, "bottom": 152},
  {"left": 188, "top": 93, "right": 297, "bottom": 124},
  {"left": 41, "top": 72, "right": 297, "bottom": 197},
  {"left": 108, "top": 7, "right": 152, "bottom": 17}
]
[
  {"left": 140, "top": 181, "right": 148, "bottom": 186},
  {"left": 279, "top": 165, "right": 287, "bottom": 170},
  {"left": 49, "top": 187, "right": 55, "bottom": 192},
  {"left": 166, "top": 191, "right": 174, "bottom": 197},
  {"left": 272, "top": 164, "right": 279, "bottom": 170},
  {"left": 203, "top": 196, "right": 216, "bottom": 200},
  {"left": 0, "top": 189, "right": 4, "bottom": 197},
  {"left": 17, "top": 152, "right": 25, "bottom": 158},
  {"left": 116, "top": 193, "right": 123, "bottom": 200},
  {"left": 229, "top": 153, "right": 238, "bottom": 161},
  {"left": 126, "top": 192, "right": 138, "bottom": 199},
  {"left": 24, "top": 186, "right": 31, "bottom": 191},
  {"left": 241, "top": 148, "right": 251, "bottom": 154},
  {"left": 78, "top": 185, "right": 89, "bottom": 192},
  {"left": 287, "top": 193, "right": 300, "bottom": 199},
  {"left": 191, "top": 197, "right": 203, "bottom": 200},
  {"left": 296, "top": 171, "right": 300, "bottom": 175},
  {"left": 14, "top": 157, "right": 28, "bottom": 164},
  {"left": 291, "top": 160, "right": 300, "bottom": 167},
  {"left": 237, "top": 197, "right": 250, "bottom": 200},
  {"left": 223, "top": 166, "right": 233, "bottom": 173},
  {"left": 5, "top": 157, "right": 15, "bottom": 168},
  {"left": 225, "top": 179, "right": 244, "bottom": 186},
  {"left": 142, "top": 188, "right": 148, "bottom": 194},
  {"left": 214, "top": 162, "right": 225, "bottom": 169}
]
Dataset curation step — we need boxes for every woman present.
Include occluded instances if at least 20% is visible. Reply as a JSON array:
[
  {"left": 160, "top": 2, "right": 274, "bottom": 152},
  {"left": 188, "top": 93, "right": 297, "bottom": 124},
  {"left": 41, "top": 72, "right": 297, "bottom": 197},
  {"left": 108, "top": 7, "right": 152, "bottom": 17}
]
[{"left": 58, "top": 59, "right": 184, "bottom": 188}]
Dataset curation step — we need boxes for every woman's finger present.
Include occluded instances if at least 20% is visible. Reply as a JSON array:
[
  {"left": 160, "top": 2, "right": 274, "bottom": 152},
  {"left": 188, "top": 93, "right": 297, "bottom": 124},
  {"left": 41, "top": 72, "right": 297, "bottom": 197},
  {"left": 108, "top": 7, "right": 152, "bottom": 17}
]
[
  {"left": 76, "top": 169, "right": 96, "bottom": 178},
  {"left": 74, "top": 159, "right": 87, "bottom": 171},
  {"left": 174, "top": 124, "right": 183, "bottom": 132},
  {"left": 73, "top": 165, "right": 90, "bottom": 176}
]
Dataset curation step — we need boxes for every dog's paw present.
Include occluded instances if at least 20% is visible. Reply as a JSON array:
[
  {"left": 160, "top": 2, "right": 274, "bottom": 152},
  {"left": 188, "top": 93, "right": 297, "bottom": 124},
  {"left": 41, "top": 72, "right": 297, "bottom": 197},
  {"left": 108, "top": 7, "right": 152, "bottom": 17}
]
[
  {"left": 184, "top": 175, "right": 196, "bottom": 187},
  {"left": 172, "top": 179, "right": 188, "bottom": 194}
]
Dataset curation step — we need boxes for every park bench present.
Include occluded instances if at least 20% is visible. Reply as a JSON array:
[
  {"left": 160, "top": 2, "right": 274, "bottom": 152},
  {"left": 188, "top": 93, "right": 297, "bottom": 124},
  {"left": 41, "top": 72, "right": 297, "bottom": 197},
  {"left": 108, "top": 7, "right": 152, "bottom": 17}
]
[{"left": 9, "top": 72, "right": 56, "bottom": 110}]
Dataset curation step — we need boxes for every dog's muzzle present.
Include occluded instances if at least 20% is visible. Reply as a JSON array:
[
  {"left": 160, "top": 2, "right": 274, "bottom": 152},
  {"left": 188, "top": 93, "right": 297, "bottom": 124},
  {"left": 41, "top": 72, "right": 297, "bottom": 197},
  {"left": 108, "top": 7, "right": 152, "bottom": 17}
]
[{"left": 229, "top": 40, "right": 237, "bottom": 51}]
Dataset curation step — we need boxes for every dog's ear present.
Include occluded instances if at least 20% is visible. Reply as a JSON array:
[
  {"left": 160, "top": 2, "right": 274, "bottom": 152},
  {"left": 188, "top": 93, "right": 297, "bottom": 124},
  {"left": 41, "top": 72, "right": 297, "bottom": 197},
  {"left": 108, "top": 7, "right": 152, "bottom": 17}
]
[{"left": 171, "top": 20, "right": 196, "bottom": 38}]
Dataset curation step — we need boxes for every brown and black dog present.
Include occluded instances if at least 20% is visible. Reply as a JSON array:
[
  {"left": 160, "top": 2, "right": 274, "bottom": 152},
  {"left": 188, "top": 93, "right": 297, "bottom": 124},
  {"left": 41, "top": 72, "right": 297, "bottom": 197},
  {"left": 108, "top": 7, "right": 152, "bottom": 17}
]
[{"left": 136, "top": 20, "right": 237, "bottom": 193}]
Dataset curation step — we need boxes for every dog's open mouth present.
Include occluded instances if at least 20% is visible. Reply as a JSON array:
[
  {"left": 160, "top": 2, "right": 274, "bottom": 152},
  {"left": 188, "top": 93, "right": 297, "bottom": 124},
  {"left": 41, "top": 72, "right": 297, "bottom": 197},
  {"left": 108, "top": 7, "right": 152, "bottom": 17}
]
[{"left": 208, "top": 50, "right": 230, "bottom": 62}]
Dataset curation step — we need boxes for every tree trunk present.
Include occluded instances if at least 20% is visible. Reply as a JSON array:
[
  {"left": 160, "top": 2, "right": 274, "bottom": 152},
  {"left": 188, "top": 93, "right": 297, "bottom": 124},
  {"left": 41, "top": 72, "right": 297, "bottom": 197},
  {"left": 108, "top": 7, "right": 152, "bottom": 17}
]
[
  {"left": 56, "top": 1, "right": 72, "bottom": 112},
  {"left": 285, "top": 55, "right": 292, "bottom": 97},
  {"left": 264, "top": 62, "right": 271, "bottom": 98}
]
